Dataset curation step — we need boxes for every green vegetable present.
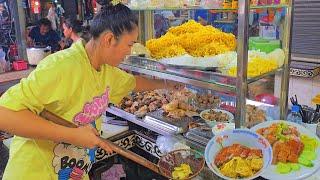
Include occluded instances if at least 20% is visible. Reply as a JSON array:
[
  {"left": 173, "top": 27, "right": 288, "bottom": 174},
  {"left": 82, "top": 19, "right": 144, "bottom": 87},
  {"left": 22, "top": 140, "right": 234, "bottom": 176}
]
[
  {"left": 280, "top": 123, "right": 289, "bottom": 131},
  {"left": 277, "top": 134, "right": 288, "bottom": 141},
  {"left": 276, "top": 123, "right": 289, "bottom": 141},
  {"left": 301, "top": 135, "right": 319, "bottom": 152},
  {"left": 298, "top": 156, "right": 314, "bottom": 167},
  {"left": 276, "top": 162, "right": 291, "bottom": 174},
  {"left": 290, "top": 163, "right": 300, "bottom": 171},
  {"left": 276, "top": 163, "right": 300, "bottom": 174},
  {"left": 300, "top": 150, "right": 316, "bottom": 161}
]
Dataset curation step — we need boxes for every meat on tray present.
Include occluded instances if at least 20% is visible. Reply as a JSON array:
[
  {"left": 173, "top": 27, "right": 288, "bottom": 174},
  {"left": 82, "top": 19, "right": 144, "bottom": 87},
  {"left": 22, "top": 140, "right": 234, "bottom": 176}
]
[
  {"left": 118, "top": 89, "right": 222, "bottom": 120},
  {"left": 118, "top": 90, "right": 170, "bottom": 117}
]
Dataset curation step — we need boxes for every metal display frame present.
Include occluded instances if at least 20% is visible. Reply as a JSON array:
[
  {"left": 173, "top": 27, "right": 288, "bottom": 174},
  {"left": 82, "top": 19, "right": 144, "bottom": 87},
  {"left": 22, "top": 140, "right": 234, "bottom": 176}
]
[
  {"left": 12, "top": 1, "right": 293, "bottom": 127},
  {"left": 12, "top": 2, "right": 293, "bottom": 125},
  {"left": 119, "top": 1, "right": 293, "bottom": 128}
]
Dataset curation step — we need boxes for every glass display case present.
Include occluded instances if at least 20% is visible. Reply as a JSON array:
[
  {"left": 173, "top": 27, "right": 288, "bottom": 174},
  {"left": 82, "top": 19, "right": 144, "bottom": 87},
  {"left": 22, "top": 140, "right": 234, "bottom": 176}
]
[
  {"left": 97, "top": 0, "right": 295, "bottom": 158},
  {"left": 113, "top": 0, "right": 293, "bottom": 128},
  {"left": 94, "top": 1, "right": 298, "bottom": 179}
]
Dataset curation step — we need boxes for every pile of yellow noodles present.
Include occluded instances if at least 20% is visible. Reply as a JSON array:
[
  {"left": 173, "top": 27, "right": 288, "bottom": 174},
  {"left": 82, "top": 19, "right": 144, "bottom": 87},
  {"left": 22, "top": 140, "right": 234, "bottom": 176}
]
[
  {"left": 146, "top": 20, "right": 236, "bottom": 59},
  {"left": 220, "top": 157, "right": 263, "bottom": 178},
  {"left": 228, "top": 57, "right": 278, "bottom": 78}
]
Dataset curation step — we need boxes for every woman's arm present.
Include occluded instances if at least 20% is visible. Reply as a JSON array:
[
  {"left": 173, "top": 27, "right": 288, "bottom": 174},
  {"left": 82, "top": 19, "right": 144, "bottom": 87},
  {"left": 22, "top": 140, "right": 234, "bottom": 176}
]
[{"left": 0, "top": 106, "right": 112, "bottom": 152}]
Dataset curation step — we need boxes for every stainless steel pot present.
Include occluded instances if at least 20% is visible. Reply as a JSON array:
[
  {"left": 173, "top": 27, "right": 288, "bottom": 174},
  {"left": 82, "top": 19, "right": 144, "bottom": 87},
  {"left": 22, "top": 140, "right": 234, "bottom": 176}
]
[{"left": 26, "top": 46, "right": 51, "bottom": 65}]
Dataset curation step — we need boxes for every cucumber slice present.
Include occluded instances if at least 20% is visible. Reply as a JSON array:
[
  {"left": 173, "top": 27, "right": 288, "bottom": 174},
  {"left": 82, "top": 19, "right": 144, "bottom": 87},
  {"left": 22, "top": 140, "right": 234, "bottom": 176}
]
[
  {"left": 276, "top": 163, "right": 291, "bottom": 174},
  {"left": 290, "top": 163, "right": 300, "bottom": 171},
  {"left": 298, "top": 157, "right": 314, "bottom": 167},
  {"left": 300, "top": 150, "right": 317, "bottom": 161}
]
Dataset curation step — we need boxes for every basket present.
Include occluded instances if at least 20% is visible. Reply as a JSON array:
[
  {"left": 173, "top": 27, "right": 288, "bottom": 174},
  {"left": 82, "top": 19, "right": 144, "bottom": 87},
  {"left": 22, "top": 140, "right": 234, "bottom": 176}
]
[{"left": 157, "top": 149, "right": 205, "bottom": 179}]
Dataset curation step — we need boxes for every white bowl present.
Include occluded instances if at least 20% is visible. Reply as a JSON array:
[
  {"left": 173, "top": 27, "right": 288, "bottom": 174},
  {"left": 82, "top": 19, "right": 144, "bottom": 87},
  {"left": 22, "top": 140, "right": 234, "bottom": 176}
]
[
  {"left": 212, "top": 122, "right": 235, "bottom": 135},
  {"left": 200, "top": 109, "right": 234, "bottom": 127},
  {"left": 205, "top": 129, "right": 273, "bottom": 180}
]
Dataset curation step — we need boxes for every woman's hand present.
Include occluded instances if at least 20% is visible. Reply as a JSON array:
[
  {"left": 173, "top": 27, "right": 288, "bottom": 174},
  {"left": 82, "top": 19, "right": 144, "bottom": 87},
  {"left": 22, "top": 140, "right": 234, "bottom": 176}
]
[
  {"left": 70, "top": 125, "right": 113, "bottom": 153},
  {"left": 26, "top": 37, "right": 34, "bottom": 47},
  {"left": 0, "top": 108, "right": 113, "bottom": 154}
]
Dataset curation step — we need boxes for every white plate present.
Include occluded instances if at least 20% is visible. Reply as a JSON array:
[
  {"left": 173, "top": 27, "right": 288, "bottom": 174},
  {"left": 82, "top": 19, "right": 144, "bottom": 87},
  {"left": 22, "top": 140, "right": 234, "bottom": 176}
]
[
  {"left": 205, "top": 129, "right": 273, "bottom": 180},
  {"left": 211, "top": 123, "right": 250, "bottom": 135},
  {"left": 200, "top": 109, "right": 234, "bottom": 127},
  {"left": 212, "top": 123, "right": 235, "bottom": 135},
  {"left": 251, "top": 120, "right": 320, "bottom": 180},
  {"left": 159, "top": 54, "right": 222, "bottom": 68}
]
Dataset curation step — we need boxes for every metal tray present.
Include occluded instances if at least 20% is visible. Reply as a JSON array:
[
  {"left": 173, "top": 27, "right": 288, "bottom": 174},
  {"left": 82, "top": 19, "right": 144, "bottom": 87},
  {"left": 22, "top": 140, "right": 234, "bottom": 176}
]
[
  {"left": 107, "top": 106, "right": 175, "bottom": 135},
  {"left": 145, "top": 110, "right": 197, "bottom": 134},
  {"left": 187, "top": 126, "right": 213, "bottom": 140},
  {"left": 184, "top": 131, "right": 211, "bottom": 146},
  {"left": 124, "top": 55, "right": 164, "bottom": 70},
  {"left": 164, "top": 64, "right": 219, "bottom": 71}
]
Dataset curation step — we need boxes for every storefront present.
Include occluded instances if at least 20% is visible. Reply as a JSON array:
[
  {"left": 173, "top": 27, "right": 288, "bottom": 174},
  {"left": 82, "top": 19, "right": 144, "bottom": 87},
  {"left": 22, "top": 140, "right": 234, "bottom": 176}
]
[{"left": 1, "top": 1, "right": 320, "bottom": 179}]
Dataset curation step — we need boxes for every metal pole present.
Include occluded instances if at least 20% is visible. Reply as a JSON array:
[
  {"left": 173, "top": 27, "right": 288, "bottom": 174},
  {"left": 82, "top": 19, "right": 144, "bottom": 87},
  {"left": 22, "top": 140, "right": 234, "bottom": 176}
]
[
  {"left": 138, "top": 11, "right": 154, "bottom": 44},
  {"left": 137, "top": 11, "right": 145, "bottom": 43},
  {"left": 280, "top": 1, "right": 294, "bottom": 120},
  {"left": 144, "top": 10, "right": 154, "bottom": 41},
  {"left": 236, "top": 0, "right": 249, "bottom": 128},
  {"left": 11, "top": 0, "right": 27, "bottom": 60}
]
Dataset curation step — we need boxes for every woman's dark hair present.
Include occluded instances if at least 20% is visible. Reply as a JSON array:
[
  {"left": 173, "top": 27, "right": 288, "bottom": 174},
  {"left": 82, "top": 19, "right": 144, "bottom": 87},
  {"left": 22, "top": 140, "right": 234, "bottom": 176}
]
[
  {"left": 96, "top": 0, "right": 107, "bottom": 6},
  {"left": 39, "top": 18, "right": 52, "bottom": 28},
  {"left": 64, "top": 18, "right": 83, "bottom": 34},
  {"left": 90, "top": 2, "right": 138, "bottom": 39},
  {"left": 51, "top": 2, "right": 57, "bottom": 8}
]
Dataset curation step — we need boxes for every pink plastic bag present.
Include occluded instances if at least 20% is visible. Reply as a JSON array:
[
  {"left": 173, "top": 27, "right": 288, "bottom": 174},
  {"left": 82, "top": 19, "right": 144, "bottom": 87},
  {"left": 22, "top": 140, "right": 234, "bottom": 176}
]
[{"left": 101, "top": 164, "right": 126, "bottom": 180}]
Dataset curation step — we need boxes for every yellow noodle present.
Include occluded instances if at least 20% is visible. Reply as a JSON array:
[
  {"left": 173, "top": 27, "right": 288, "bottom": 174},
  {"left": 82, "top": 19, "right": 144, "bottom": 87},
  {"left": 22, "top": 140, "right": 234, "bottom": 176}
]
[{"left": 146, "top": 20, "right": 237, "bottom": 59}]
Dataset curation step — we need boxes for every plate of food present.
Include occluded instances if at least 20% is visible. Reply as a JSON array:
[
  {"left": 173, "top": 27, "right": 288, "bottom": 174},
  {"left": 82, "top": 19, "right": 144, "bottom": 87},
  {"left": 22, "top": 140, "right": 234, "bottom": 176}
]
[
  {"left": 251, "top": 120, "right": 320, "bottom": 180},
  {"left": 205, "top": 129, "right": 273, "bottom": 180},
  {"left": 200, "top": 109, "right": 234, "bottom": 127},
  {"left": 158, "top": 149, "right": 205, "bottom": 180}
]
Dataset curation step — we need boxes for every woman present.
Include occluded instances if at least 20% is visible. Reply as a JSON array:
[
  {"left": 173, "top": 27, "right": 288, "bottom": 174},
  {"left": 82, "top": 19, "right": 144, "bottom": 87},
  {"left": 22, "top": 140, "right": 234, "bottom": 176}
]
[
  {"left": 47, "top": 2, "right": 58, "bottom": 30},
  {"left": 63, "top": 18, "right": 83, "bottom": 42},
  {"left": 0, "top": 3, "right": 9, "bottom": 26},
  {"left": 61, "top": 18, "right": 85, "bottom": 49},
  {"left": 0, "top": 2, "right": 172, "bottom": 179}
]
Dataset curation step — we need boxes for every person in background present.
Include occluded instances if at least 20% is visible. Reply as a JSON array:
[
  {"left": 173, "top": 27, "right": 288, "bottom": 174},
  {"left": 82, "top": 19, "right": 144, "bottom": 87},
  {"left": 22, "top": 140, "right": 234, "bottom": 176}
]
[
  {"left": 154, "top": 14, "right": 169, "bottom": 38},
  {"left": 55, "top": 3, "right": 65, "bottom": 33},
  {"left": 0, "top": 3, "right": 9, "bottom": 26},
  {"left": 55, "top": 3, "right": 65, "bottom": 19},
  {"left": 27, "top": 18, "right": 62, "bottom": 52},
  {"left": 47, "top": 2, "right": 58, "bottom": 31},
  {"left": 61, "top": 18, "right": 84, "bottom": 49}
]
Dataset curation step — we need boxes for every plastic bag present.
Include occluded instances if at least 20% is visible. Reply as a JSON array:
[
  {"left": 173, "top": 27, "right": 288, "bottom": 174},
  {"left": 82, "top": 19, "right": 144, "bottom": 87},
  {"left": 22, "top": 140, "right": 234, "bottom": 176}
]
[{"left": 156, "top": 135, "right": 189, "bottom": 154}]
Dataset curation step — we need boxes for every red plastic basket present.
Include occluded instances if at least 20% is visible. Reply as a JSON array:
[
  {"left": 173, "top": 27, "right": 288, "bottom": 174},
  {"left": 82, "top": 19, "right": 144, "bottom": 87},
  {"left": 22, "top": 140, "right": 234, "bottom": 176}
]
[{"left": 13, "top": 60, "right": 28, "bottom": 71}]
